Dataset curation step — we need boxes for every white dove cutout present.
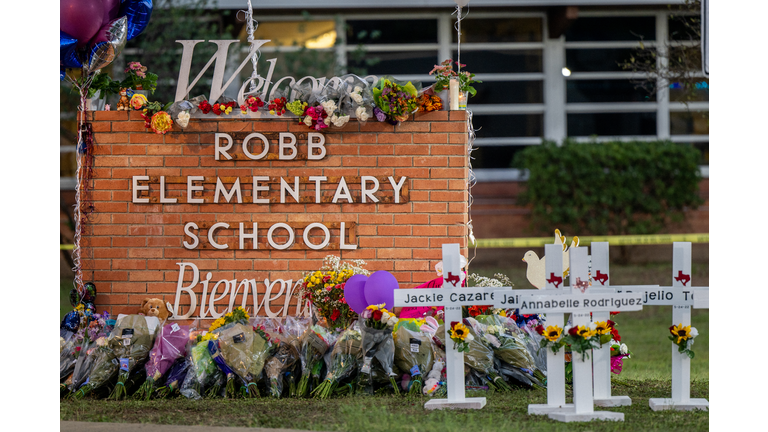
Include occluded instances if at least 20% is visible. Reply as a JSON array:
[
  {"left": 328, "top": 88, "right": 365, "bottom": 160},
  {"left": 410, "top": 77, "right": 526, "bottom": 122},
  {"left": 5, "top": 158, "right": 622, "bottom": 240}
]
[
  {"left": 435, "top": 255, "right": 468, "bottom": 284},
  {"left": 523, "top": 229, "right": 579, "bottom": 289}
]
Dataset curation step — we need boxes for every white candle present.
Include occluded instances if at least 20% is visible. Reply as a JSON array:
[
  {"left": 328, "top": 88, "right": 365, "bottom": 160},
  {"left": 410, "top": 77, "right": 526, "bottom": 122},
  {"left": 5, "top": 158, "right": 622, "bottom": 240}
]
[{"left": 449, "top": 79, "right": 459, "bottom": 110}]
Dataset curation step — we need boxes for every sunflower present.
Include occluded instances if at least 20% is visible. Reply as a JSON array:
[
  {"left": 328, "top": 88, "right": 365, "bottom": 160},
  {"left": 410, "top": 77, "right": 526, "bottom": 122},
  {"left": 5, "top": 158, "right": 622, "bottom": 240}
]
[
  {"left": 669, "top": 323, "right": 692, "bottom": 343},
  {"left": 576, "top": 325, "right": 597, "bottom": 339},
  {"left": 593, "top": 321, "right": 612, "bottom": 335},
  {"left": 450, "top": 322, "right": 470, "bottom": 341},
  {"left": 544, "top": 325, "right": 563, "bottom": 342}
]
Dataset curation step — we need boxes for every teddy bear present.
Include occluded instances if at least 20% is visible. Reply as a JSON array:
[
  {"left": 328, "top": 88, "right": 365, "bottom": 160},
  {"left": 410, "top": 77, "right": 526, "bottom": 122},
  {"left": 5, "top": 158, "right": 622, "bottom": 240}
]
[
  {"left": 116, "top": 88, "right": 131, "bottom": 111},
  {"left": 140, "top": 297, "right": 171, "bottom": 321}
]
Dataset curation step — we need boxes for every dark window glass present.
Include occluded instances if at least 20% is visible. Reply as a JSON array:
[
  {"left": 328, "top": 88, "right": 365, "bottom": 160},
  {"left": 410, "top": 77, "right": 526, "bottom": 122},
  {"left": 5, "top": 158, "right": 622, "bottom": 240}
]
[
  {"left": 670, "top": 79, "right": 709, "bottom": 102},
  {"left": 670, "top": 111, "right": 709, "bottom": 135},
  {"left": 473, "top": 146, "right": 528, "bottom": 169},
  {"left": 453, "top": 18, "right": 543, "bottom": 43},
  {"left": 465, "top": 81, "right": 543, "bottom": 104},
  {"left": 668, "top": 46, "right": 701, "bottom": 73},
  {"left": 564, "top": 17, "right": 655, "bottom": 41},
  {"left": 567, "top": 79, "right": 654, "bottom": 103},
  {"left": 568, "top": 112, "right": 656, "bottom": 136},
  {"left": 566, "top": 48, "right": 646, "bottom": 72},
  {"left": 347, "top": 51, "right": 437, "bottom": 75},
  {"left": 473, "top": 114, "right": 543, "bottom": 138},
  {"left": 458, "top": 50, "right": 542, "bottom": 73},
  {"left": 346, "top": 20, "right": 437, "bottom": 44},
  {"left": 668, "top": 15, "right": 701, "bottom": 41},
  {"left": 693, "top": 142, "right": 709, "bottom": 165}
]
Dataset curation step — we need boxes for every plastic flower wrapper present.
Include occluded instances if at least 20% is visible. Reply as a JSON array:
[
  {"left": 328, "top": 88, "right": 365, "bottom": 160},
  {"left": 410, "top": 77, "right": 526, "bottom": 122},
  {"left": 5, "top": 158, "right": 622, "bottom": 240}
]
[
  {"left": 296, "top": 324, "right": 332, "bottom": 397},
  {"left": 473, "top": 315, "right": 544, "bottom": 388},
  {"left": 133, "top": 322, "right": 192, "bottom": 400},
  {"left": 265, "top": 339, "right": 300, "bottom": 398},
  {"left": 154, "top": 357, "right": 189, "bottom": 398},
  {"left": 372, "top": 76, "right": 421, "bottom": 124},
  {"left": 338, "top": 75, "right": 375, "bottom": 123},
  {"left": 461, "top": 318, "right": 512, "bottom": 392},
  {"left": 68, "top": 337, "right": 103, "bottom": 394},
  {"left": 217, "top": 323, "right": 273, "bottom": 397},
  {"left": 208, "top": 337, "right": 239, "bottom": 398},
  {"left": 180, "top": 334, "right": 223, "bottom": 400},
  {"left": 107, "top": 315, "right": 158, "bottom": 400},
  {"left": 312, "top": 321, "right": 363, "bottom": 399},
  {"left": 393, "top": 318, "right": 435, "bottom": 395},
  {"left": 357, "top": 310, "right": 399, "bottom": 396}
]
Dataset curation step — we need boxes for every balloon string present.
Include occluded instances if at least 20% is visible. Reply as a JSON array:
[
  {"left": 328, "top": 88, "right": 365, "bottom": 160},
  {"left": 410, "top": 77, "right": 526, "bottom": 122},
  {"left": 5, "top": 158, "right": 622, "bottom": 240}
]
[
  {"left": 466, "top": 109, "right": 479, "bottom": 271},
  {"left": 240, "top": 0, "right": 261, "bottom": 92}
]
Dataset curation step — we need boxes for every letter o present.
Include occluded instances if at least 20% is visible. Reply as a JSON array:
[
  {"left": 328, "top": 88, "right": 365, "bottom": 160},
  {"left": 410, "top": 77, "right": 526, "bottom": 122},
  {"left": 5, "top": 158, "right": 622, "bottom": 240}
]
[
  {"left": 242, "top": 133, "right": 270, "bottom": 160},
  {"left": 303, "top": 222, "right": 330, "bottom": 250},
  {"left": 267, "top": 223, "right": 295, "bottom": 250}
]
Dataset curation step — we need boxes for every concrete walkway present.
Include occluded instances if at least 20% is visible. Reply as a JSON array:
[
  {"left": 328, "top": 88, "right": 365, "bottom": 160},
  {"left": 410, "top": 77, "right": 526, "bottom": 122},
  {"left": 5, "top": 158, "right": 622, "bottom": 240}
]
[{"left": 61, "top": 421, "right": 323, "bottom": 432}]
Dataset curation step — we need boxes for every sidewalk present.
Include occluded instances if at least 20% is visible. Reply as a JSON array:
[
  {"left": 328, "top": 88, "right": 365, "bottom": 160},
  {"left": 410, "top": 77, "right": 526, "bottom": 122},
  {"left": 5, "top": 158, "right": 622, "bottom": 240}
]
[{"left": 61, "top": 421, "right": 323, "bottom": 432}]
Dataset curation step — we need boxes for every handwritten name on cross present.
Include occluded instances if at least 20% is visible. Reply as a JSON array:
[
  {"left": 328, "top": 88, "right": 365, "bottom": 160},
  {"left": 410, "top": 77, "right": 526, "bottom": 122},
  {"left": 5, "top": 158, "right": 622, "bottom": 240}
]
[{"left": 394, "top": 244, "right": 505, "bottom": 410}]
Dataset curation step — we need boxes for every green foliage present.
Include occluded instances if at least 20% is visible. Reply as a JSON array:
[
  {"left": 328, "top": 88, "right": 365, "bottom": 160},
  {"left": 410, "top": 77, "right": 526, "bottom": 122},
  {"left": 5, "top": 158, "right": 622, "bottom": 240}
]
[{"left": 514, "top": 140, "right": 704, "bottom": 236}]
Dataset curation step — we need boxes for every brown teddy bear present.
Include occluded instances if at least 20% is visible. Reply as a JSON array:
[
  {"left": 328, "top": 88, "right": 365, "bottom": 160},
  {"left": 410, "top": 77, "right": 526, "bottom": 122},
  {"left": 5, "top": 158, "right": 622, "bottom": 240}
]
[
  {"left": 140, "top": 298, "right": 171, "bottom": 321},
  {"left": 116, "top": 88, "right": 131, "bottom": 111}
]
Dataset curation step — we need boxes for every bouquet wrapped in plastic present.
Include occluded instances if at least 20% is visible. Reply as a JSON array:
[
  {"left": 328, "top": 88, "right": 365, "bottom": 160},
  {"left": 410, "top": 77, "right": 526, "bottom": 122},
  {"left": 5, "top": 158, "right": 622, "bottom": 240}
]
[
  {"left": 208, "top": 338, "right": 240, "bottom": 398},
  {"left": 461, "top": 318, "right": 511, "bottom": 392},
  {"left": 338, "top": 74, "right": 375, "bottom": 124},
  {"left": 357, "top": 305, "right": 399, "bottom": 395},
  {"left": 312, "top": 322, "right": 363, "bottom": 399},
  {"left": 180, "top": 333, "right": 224, "bottom": 400},
  {"left": 472, "top": 315, "right": 543, "bottom": 388},
  {"left": 393, "top": 319, "right": 436, "bottom": 395},
  {"left": 217, "top": 323, "right": 273, "bottom": 397},
  {"left": 133, "top": 322, "right": 191, "bottom": 400},
  {"left": 372, "top": 76, "right": 420, "bottom": 124},
  {"left": 296, "top": 325, "right": 332, "bottom": 397},
  {"left": 108, "top": 315, "right": 159, "bottom": 399},
  {"left": 154, "top": 357, "right": 189, "bottom": 398},
  {"left": 265, "top": 339, "right": 300, "bottom": 398}
]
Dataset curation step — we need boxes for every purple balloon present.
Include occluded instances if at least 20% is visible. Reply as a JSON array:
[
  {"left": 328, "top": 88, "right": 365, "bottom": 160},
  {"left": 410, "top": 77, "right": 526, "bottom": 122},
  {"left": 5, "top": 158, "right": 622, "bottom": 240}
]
[
  {"left": 363, "top": 271, "right": 399, "bottom": 309},
  {"left": 61, "top": 0, "right": 104, "bottom": 46},
  {"left": 343, "top": 274, "right": 369, "bottom": 314},
  {"left": 102, "top": 0, "right": 122, "bottom": 24}
]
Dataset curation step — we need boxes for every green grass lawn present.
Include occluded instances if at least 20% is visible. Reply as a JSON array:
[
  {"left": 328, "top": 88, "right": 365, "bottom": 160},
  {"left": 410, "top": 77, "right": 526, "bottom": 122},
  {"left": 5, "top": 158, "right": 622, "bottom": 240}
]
[{"left": 60, "top": 262, "right": 708, "bottom": 430}]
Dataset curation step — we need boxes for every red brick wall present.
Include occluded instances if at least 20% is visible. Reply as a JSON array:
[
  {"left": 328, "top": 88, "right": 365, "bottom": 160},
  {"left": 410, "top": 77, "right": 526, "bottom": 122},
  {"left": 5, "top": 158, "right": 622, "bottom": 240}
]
[{"left": 82, "top": 110, "right": 469, "bottom": 318}]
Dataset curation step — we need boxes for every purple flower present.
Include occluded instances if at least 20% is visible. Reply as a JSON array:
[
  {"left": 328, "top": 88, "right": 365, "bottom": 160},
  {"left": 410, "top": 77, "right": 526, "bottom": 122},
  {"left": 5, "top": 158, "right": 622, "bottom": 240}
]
[{"left": 374, "top": 107, "right": 386, "bottom": 122}]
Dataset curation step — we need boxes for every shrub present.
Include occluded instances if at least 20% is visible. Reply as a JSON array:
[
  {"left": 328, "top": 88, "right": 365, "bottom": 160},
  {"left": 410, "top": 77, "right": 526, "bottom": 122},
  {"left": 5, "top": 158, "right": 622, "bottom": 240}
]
[{"left": 513, "top": 140, "right": 704, "bottom": 237}]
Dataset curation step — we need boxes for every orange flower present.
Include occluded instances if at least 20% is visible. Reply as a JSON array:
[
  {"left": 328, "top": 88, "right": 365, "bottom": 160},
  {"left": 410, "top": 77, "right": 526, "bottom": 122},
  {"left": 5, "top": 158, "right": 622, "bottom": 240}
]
[{"left": 150, "top": 111, "right": 172, "bottom": 135}]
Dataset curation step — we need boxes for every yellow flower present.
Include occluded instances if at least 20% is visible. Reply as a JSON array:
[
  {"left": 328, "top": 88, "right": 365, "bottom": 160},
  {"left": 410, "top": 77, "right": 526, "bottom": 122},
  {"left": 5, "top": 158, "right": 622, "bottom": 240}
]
[
  {"left": 593, "top": 321, "right": 611, "bottom": 335},
  {"left": 450, "top": 322, "right": 470, "bottom": 341},
  {"left": 576, "top": 325, "right": 597, "bottom": 339},
  {"left": 670, "top": 323, "right": 692, "bottom": 343},
  {"left": 544, "top": 325, "right": 563, "bottom": 342},
  {"left": 366, "top": 304, "right": 379, "bottom": 312}
]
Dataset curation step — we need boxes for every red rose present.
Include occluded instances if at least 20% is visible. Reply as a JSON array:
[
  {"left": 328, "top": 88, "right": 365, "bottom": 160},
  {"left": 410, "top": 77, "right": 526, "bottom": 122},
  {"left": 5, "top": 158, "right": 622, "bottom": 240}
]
[
  {"left": 611, "top": 327, "right": 621, "bottom": 342},
  {"left": 330, "top": 309, "right": 341, "bottom": 321},
  {"left": 372, "top": 310, "right": 383, "bottom": 321},
  {"left": 468, "top": 306, "right": 480, "bottom": 317},
  {"left": 567, "top": 326, "right": 579, "bottom": 336},
  {"left": 607, "top": 320, "right": 616, "bottom": 328},
  {"left": 535, "top": 324, "right": 545, "bottom": 335}
]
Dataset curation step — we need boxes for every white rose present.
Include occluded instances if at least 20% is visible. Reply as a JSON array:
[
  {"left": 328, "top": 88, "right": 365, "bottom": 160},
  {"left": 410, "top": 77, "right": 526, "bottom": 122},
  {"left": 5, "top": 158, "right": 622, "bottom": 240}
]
[
  {"left": 303, "top": 116, "right": 313, "bottom": 127},
  {"left": 465, "top": 333, "right": 474, "bottom": 343},
  {"left": 332, "top": 115, "right": 350, "bottom": 128},
  {"left": 355, "top": 106, "right": 369, "bottom": 122},
  {"left": 324, "top": 116, "right": 331, "bottom": 126},
  {"left": 354, "top": 86, "right": 363, "bottom": 93},
  {"left": 689, "top": 327, "right": 698, "bottom": 338},
  {"left": 176, "top": 111, "right": 190, "bottom": 128},
  {"left": 321, "top": 100, "right": 337, "bottom": 114},
  {"left": 620, "top": 343, "right": 628, "bottom": 355},
  {"left": 351, "top": 93, "right": 363, "bottom": 104},
  {"left": 387, "top": 316, "right": 398, "bottom": 328},
  {"left": 381, "top": 311, "right": 391, "bottom": 321}
]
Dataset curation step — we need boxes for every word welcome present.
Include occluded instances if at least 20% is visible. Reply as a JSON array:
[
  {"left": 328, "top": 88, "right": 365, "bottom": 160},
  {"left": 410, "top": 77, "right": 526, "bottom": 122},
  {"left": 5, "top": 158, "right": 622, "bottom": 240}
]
[{"left": 170, "top": 262, "right": 308, "bottom": 320}]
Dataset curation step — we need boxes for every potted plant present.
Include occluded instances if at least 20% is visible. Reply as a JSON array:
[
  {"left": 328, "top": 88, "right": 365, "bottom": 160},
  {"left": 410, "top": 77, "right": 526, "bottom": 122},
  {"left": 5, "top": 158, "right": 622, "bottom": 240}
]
[
  {"left": 122, "top": 62, "right": 158, "bottom": 95},
  {"left": 429, "top": 59, "right": 481, "bottom": 110}
]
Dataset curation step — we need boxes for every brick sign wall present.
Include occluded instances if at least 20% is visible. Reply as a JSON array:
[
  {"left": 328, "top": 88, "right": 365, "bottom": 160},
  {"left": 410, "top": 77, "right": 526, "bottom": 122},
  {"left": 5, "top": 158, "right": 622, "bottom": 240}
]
[{"left": 83, "top": 110, "right": 469, "bottom": 319}]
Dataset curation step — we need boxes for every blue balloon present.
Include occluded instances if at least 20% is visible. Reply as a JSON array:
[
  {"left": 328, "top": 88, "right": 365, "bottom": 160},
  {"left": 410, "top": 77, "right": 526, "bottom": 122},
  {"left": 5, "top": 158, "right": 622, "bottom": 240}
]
[
  {"left": 60, "top": 69, "right": 66, "bottom": 81},
  {"left": 120, "top": 0, "right": 153, "bottom": 41},
  {"left": 60, "top": 31, "right": 82, "bottom": 69},
  {"left": 61, "top": 311, "right": 80, "bottom": 333}
]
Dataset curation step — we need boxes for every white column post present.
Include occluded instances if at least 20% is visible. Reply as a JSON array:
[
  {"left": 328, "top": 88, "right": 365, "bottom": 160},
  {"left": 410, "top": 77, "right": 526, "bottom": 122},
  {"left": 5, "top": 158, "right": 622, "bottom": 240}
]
[
  {"left": 656, "top": 12, "right": 670, "bottom": 139},
  {"left": 543, "top": 16, "right": 567, "bottom": 143},
  {"left": 568, "top": 247, "right": 593, "bottom": 415},
  {"left": 671, "top": 242, "right": 691, "bottom": 402}
]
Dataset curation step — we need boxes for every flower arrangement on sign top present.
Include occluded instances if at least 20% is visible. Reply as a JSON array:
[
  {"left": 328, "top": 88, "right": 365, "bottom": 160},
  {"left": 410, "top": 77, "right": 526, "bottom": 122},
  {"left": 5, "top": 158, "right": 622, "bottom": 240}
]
[
  {"left": 669, "top": 323, "right": 698, "bottom": 359},
  {"left": 240, "top": 95, "right": 265, "bottom": 114},
  {"left": 372, "top": 76, "right": 419, "bottom": 124},
  {"left": 297, "top": 256, "right": 370, "bottom": 330},
  {"left": 123, "top": 62, "right": 158, "bottom": 93},
  {"left": 268, "top": 96, "right": 288, "bottom": 116},
  {"left": 362, "top": 304, "right": 398, "bottom": 330},
  {"left": 448, "top": 321, "right": 474, "bottom": 353},
  {"left": 563, "top": 324, "right": 600, "bottom": 361},
  {"left": 140, "top": 101, "right": 174, "bottom": 135},
  {"left": 429, "top": 59, "right": 481, "bottom": 97}
]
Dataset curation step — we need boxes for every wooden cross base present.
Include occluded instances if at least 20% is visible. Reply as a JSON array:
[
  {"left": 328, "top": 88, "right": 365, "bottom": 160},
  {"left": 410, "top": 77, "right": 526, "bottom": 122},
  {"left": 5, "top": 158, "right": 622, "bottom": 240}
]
[
  {"left": 594, "top": 395, "right": 632, "bottom": 407},
  {"left": 528, "top": 404, "right": 574, "bottom": 415},
  {"left": 649, "top": 398, "right": 708, "bottom": 412},
  {"left": 549, "top": 411, "right": 624, "bottom": 422},
  {"left": 424, "top": 397, "right": 487, "bottom": 411}
]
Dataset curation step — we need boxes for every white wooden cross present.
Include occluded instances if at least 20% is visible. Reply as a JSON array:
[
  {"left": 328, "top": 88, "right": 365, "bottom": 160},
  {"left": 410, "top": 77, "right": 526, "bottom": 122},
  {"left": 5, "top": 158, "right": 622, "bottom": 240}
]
[
  {"left": 393, "top": 243, "right": 506, "bottom": 410},
  {"left": 589, "top": 242, "right": 632, "bottom": 407},
  {"left": 614, "top": 242, "right": 709, "bottom": 411},
  {"left": 497, "top": 246, "right": 643, "bottom": 422}
]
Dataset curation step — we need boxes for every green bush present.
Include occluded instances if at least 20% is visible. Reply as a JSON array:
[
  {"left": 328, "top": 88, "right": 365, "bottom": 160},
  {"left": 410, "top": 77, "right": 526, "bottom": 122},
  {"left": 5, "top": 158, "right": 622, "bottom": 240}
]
[{"left": 513, "top": 140, "right": 704, "bottom": 236}]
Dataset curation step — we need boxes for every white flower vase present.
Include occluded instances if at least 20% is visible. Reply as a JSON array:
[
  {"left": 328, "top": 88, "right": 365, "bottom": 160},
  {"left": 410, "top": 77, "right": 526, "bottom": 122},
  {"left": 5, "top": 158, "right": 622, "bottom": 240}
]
[{"left": 85, "top": 90, "right": 106, "bottom": 111}]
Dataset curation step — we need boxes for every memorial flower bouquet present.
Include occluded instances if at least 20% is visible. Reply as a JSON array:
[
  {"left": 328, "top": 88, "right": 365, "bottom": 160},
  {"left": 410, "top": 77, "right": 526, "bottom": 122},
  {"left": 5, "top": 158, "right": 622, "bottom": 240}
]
[
  {"left": 429, "top": 59, "right": 481, "bottom": 97},
  {"left": 448, "top": 321, "right": 473, "bottom": 353},
  {"left": 123, "top": 62, "right": 158, "bottom": 93},
  {"left": 372, "top": 76, "right": 419, "bottom": 124},
  {"left": 301, "top": 104, "right": 329, "bottom": 131},
  {"left": 358, "top": 305, "right": 400, "bottom": 395},
  {"left": 265, "top": 339, "right": 300, "bottom": 398},
  {"left": 461, "top": 320, "right": 512, "bottom": 391},
  {"left": 133, "top": 322, "right": 191, "bottom": 400},
  {"left": 207, "top": 338, "right": 239, "bottom": 398},
  {"left": 535, "top": 324, "right": 566, "bottom": 355},
  {"left": 610, "top": 341, "right": 632, "bottom": 375},
  {"left": 312, "top": 323, "right": 363, "bottom": 399},
  {"left": 240, "top": 95, "right": 265, "bottom": 114},
  {"left": 297, "top": 325, "right": 332, "bottom": 397},
  {"left": 154, "top": 358, "right": 189, "bottom": 398},
  {"left": 217, "top": 323, "right": 273, "bottom": 397},
  {"left": 181, "top": 332, "right": 224, "bottom": 399},
  {"left": 108, "top": 315, "right": 157, "bottom": 400},
  {"left": 268, "top": 96, "right": 288, "bottom": 116},
  {"left": 393, "top": 319, "right": 435, "bottom": 395},
  {"left": 563, "top": 324, "right": 600, "bottom": 361},
  {"left": 297, "top": 255, "right": 370, "bottom": 331},
  {"left": 669, "top": 323, "right": 698, "bottom": 359}
]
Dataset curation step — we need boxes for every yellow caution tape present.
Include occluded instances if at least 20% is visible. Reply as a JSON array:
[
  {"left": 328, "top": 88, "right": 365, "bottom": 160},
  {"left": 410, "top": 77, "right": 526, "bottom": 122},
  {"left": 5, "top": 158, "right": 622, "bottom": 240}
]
[
  {"left": 473, "top": 233, "right": 708, "bottom": 248},
  {"left": 60, "top": 244, "right": 75, "bottom": 250}
]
